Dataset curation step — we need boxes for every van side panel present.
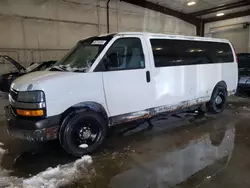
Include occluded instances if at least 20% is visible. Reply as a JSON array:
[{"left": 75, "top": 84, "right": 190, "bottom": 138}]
[
  {"left": 150, "top": 65, "right": 201, "bottom": 108},
  {"left": 199, "top": 43, "right": 237, "bottom": 97},
  {"left": 221, "top": 62, "right": 238, "bottom": 93},
  {"left": 199, "top": 62, "right": 237, "bottom": 98},
  {"left": 147, "top": 37, "right": 237, "bottom": 111},
  {"left": 222, "top": 43, "right": 238, "bottom": 93},
  {"left": 198, "top": 63, "right": 222, "bottom": 97}
]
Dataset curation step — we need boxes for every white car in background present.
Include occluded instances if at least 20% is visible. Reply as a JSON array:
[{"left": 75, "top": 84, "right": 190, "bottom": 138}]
[{"left": 0, "top": 55, "right": 56, "bottom": 93}]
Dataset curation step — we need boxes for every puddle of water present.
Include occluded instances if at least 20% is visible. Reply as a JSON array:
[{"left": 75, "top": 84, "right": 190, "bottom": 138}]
[
  {"left": 68, "top": 116, "right": 237, "bottom": 188},
  {"left": 109, "top": 127, "right": 235, "bottom": 188},
  {"left": 0, "top": 109, "right": 246, "bottom": 188}
]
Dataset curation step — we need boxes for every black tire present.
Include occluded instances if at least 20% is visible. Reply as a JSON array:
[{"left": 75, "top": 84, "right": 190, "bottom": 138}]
[
  {"left": 59, "top": 111, "right": 107, "bottom": 157},
  {"left": 207, "top": 85, "right": 228, "bottom": 114}
]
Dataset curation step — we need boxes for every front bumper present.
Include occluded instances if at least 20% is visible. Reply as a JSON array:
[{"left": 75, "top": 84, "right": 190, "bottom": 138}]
[{"left": 5, "top": 105, "right": 61, "bottom": 142}]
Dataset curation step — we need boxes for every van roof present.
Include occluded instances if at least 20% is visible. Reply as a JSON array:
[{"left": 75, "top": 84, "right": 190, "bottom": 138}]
[{"left": 98, "top": 32, "right": 230, "bottom": 43}]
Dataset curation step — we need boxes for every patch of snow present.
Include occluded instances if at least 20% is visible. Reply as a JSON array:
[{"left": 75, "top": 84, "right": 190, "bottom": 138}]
[
  {"left": 0, "top": 148, "right": 5, "bottom": 155},
  {"left": 0, "top": 144, "right": 16, "bottom": 188},
  {"left": 206, "top": 175, "right": 211, "bottom": 180},
  {"left": 0, "top": 143, "right": 5, "bottom": 157},
  {"left": 23, "top": 155, "right": 92, "bottom": 188},
  {"left": 0, "top": 146, "right": 93, "bottom": 188},
  {"left": 79, "top": 144, "right": 88, "bottom": 149}
]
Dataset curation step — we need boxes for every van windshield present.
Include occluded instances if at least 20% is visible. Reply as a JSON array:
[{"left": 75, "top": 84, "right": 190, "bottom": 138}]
[{"left": 51, "top": 36, "right": 113, "bottom": 72}]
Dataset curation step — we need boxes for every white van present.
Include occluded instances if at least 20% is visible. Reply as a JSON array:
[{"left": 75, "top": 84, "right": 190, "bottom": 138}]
[{"left": 4, "top": 32, "right": 238, "bottom": 156}]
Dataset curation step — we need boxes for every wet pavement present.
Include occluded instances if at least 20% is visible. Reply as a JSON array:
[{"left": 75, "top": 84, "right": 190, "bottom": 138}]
[{"left": 0, "top": 96, "right": 250, "bottom": 187}]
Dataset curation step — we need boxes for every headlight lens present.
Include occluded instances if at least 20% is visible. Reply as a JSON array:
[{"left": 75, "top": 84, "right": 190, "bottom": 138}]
[{"left": 17, "top": 91, "right": 45, "bottom": 103}]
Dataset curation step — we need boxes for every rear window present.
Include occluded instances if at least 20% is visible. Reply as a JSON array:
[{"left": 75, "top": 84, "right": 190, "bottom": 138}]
[{"left": 150, "top": 39, "right": 234, "bottom": 67}]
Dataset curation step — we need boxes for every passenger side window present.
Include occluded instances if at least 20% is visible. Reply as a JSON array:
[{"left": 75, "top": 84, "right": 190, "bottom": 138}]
[
  {"left": 150, "top": 39, "right": 234, "bottom": 67},
  {"left": 96, "top": 38, "right": 145, "bottom": 71}
]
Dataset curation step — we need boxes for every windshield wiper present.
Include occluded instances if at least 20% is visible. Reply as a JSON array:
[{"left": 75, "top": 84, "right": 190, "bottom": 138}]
[
  {"left": 50, "top": 65, "right": 89, "bottom": 72},
  {"left": 73, "top": 68, "right": 88, "bottom": 72},
  {"left": 50, "top": 65, "right": 68, "bottom": 71}
]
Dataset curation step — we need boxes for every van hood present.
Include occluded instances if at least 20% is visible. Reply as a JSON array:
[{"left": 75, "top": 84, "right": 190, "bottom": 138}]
[{"left": 11, "top": 71, "right": 77, "bottom": 91}]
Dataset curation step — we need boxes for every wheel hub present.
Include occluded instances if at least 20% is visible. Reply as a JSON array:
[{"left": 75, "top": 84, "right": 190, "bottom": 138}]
[
  {"left": 79, "top": 127, "right": 91, "bottom": 140},
  {"left": 215, "top": 95, "right": 223, "bottom": 105}
]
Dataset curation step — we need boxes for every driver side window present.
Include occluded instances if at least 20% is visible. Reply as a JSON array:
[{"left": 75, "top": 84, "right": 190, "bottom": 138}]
[{"left": 95, "top": 37, "right": 145, "bottom": 71}]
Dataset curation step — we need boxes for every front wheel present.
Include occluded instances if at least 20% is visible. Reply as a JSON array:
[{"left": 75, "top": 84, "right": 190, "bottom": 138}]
[
  {"left": 207, "top": 85, "right": 228, "bottom": 114},
  {"left": 59, "top": 111, "right": 107, "bottom": 157}
]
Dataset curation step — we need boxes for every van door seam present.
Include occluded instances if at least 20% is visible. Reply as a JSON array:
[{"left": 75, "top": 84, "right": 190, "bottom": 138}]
[{"left": 101, "top": 72, "right": 111, "bottom": 118}]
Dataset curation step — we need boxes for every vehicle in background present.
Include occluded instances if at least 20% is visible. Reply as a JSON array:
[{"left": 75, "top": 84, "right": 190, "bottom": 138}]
[
  {"left": 0, "top": 55, "right": 57, "bottom": 93},
  {"left": 5, "top": 32, "right": 238, "bottom": 156},
  {"left": 237, "top": 53, "right": 250, "bottom": 94}
]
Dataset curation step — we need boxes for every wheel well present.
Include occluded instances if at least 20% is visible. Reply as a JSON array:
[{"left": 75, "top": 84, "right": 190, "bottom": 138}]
[
  {"left": 209, "top": 81, "right": 227, "bottom": 100},
  {"left": 215, "top": 81, "right": 227, "bottom": 89},
  {"left": 212, "top": 81, "right": 227, "bottom": 94},
  {"left": 60, "top": 102, "right": 109, "bottom": 125}
]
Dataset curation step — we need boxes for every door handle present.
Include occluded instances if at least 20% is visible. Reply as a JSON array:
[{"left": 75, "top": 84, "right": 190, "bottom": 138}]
[{"left": 146, "top": 71, "right": 151, "bottom": 83}]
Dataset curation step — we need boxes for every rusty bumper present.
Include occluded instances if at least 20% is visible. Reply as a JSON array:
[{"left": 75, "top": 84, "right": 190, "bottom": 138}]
[{"left": 5, "top": 105, "right": 61, "bottom": 142}]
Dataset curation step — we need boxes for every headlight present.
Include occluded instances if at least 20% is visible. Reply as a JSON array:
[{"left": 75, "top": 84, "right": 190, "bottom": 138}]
[{"left": 17, "top": 91, "right": 45, "bottom": 103}]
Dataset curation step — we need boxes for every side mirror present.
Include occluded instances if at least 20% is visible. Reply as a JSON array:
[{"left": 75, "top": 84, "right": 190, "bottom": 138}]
[{"left": 105, "top": 53, "right": 122, "bottom": 69}]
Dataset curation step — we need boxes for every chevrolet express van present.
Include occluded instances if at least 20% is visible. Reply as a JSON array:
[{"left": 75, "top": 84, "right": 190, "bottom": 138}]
[{"left": 4, "top": 32, "right": 238, "bottom": 156}]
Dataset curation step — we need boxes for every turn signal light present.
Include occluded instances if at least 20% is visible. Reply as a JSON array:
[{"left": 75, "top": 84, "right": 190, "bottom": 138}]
[{"left": 16, "top": 109, "right": 44, "bottom": 116}]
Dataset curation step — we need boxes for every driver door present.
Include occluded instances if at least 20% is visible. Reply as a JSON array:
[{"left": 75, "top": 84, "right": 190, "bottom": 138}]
[{"left": 99, "top": 36, "right": 153, "bottom": 118}]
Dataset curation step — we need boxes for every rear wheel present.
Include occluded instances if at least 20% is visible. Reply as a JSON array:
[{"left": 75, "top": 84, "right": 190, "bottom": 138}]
[
  {"left": 59, "top": 111, "right": 107, "bottom": 157},
  {"left": 207, "top": 85, "right": 228, "bottom": 114}
]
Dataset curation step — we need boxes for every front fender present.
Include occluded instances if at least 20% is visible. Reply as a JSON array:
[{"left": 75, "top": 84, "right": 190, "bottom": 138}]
[{"left": 64, "top": 102, "right": 109, "bottom": 123}]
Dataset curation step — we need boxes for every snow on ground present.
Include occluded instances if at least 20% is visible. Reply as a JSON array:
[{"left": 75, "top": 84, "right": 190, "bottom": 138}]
[
  {"left": 0, "top": 143, "right": 93, "bottom": 188},
  {"left": 0, "top": 144, "right": 16, "bottom": 188},
  {"left": 79, "top": 144, "right": 88, "bottom": 149},
  {"left": 22, "top": 155, "right": 92, "bottom": 188}
]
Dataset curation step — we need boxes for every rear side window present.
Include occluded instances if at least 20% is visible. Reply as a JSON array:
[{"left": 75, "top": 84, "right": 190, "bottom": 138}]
[{"left": 150, "top": 39, "right": 234, "bottom": 67}]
